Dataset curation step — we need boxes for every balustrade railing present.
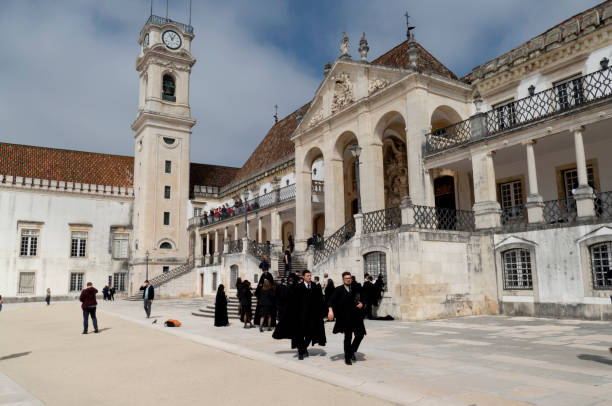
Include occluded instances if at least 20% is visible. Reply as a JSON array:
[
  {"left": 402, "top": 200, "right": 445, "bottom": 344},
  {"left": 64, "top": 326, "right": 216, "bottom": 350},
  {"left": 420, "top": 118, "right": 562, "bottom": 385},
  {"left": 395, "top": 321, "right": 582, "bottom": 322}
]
[
  {"left": 413, "top": 205, "right": 475, "bottom": 232},
  {"left": 425, "top": 67, "right": 612, "bottom": 155},
  {"left": 312, "top": 180, "right": 324, "bottom": 194},
  {"left": 500, "top": 205, "right": 528, "bottom": 231},
  {"left": 314, "top": 218, "right": 355, "bottom": 265},
  {"left": 145, "top": 15, "right": 194, "bottom": 34},
  {"left": 248, "top": 240, "right": 270, "bottom": 262},
  {"left": 542, "top": 198, "right": 577, "bottom": 225},
  {"left": 595, "top": 191, "right": 612, "bottom": 221},
  {"left": 149, "top": 260, "right": 195, "bottom": 287},
  {"left": 228, "top": 239, "right": 243, "bottom": 254},
  {"left": 363, "top": 207, "right": 402, "bottom": 234}
]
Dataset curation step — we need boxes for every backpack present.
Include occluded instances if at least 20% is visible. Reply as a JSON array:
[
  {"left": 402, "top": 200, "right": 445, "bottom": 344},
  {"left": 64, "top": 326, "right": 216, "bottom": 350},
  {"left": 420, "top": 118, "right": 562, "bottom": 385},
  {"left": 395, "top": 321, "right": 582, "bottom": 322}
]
[{"left": 164, "top": 319, "right": 182, "bottom": 327}]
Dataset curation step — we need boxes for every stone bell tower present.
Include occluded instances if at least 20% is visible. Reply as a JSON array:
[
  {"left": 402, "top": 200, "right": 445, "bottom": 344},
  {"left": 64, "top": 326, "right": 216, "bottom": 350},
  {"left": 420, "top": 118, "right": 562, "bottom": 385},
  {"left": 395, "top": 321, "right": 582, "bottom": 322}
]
[{"left": 130, "top": 15, "right": 196, "bottom": 289}]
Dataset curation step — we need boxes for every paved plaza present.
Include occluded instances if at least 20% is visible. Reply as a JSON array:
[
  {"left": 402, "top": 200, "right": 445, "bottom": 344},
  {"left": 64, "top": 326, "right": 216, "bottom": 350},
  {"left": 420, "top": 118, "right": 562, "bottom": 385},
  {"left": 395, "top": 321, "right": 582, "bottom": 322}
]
[{"left": 1, "top": 299, "right": 612, "bottom": 406}]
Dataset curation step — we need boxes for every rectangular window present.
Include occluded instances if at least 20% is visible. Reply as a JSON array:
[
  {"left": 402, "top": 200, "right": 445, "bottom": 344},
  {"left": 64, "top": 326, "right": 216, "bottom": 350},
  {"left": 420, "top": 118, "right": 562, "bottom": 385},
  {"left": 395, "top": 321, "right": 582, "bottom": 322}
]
[
  {"left": 364, "top": 251, "right": 387, "bottom": 285},
  {"left": 193, "top": 207, "right": 202, "bottom": 217},
  {"left": 70, "top": 272, "right": 84, "bottom": 292},
  {"left": 164, "top": 186, "right": 171, "bottom": 199},
  {"left": 112, "top": 233, "right": 129, "bottom": 259},
  {"left": 493, "top": 99, "right": 517, "bottom": 130},
  {"left": 562, "top": 165, "right": 595, "bottom": 199},
  {"left": 555, "top": 74, "right": 585, "bottom": 110},
  {"left": 503, "top": 249, "right": 533, "bottom": 289},
  {"left": 162, "top": 266, "right": 169, "bottom": 273},
  {"left": 163, "top": 212, "right": 170, "bottom": 226},
  {"left": 18, "top": 272, "right": 35, "bottom": 294},
  {"left": 113, "top": 273, "right": 127, "bottom": 291},
  {"left": 499, "top": 180, "right": 524, "bottom": 221},
  {"left": 20, "top": 229, "right": 39, "bottom": 256},
  {"left": 71, "top": 231, "right": 87, "bottom": 257},
  {"left": 165, "top": 160, "right": 171, "bottom": 174},
  {"left": 590, "top": 242, "right": 612, "bottom": 289}
]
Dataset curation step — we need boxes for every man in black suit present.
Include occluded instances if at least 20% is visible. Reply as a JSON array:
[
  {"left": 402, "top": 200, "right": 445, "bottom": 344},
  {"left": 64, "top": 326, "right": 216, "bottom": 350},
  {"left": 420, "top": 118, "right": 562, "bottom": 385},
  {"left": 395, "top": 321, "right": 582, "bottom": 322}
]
[
  {"left": 328, "top": 271, "right": 366, "bottom": 365},
  {"left": 139, "top": 280, "right": 155, "bottom": 318},
  {"left": 292, "top": 270, "right": 326, "bottom": 360}
]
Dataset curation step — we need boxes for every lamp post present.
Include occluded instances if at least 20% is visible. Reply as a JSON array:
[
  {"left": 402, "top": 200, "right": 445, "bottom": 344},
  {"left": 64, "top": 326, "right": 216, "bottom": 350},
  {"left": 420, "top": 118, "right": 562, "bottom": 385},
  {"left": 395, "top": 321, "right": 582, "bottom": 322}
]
[
  {"left": 241, "top": 191, "right": 248, "bottom": 239},
  {"left": 349, "top": 143, "right": 362, "bottom": 214},
  {"left": 145, "top": 250, "right": 149, "bottom": 281}
]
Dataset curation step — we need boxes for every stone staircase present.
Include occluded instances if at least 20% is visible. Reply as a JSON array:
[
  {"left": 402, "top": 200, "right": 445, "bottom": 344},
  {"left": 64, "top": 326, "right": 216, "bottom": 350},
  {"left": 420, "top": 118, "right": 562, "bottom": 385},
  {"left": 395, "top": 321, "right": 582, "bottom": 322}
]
[
  {"left": 192, "top": 295, "right": 257, "bottom": 319},
  {"left": 124, "top": 260, "right": 195, "bottom": 301},
  {"left": 275, "top": 253, "right": 308, "bottom": 279}
]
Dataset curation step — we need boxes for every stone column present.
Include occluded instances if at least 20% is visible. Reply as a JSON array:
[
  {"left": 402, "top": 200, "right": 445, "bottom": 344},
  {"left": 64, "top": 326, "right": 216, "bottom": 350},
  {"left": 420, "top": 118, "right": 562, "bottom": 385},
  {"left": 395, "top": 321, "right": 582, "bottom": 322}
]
[
  {"left": 257, "top": 217, "right": 263, "bottom": 243},
  {"left": 214, "top": 229, "right": 219, "bottom": 263},
  {"left": 571, "top": 126, "right": 595, "bottom": 218},
  {"left": 234, "top": 224, "right": 239, "bottom": 240},
  {"left": 406, "top": 88, "right": 430, "bottom": 206},
  {"left": 423, "top": 168, "right": 435, "bottom": 207},
  {"left": 271, "top": 209, "right": 282, "bottom": 254},
  {"left": 195, "top": 232, "right": 204, "bottom": 264},
  {"left": 223, "top": 227, "right": 229, "bottom": 254},
  {"left": 323, "top": 157, "right": 345, "bottom": 236},
  {"left": 359, "top": 141, "right": 385, "bottom": 213},
  {"left": 400, "top": 196, "right": 414, "bottom": 226},
  {"left": 471, "top": 150, "right": 501, "bottom": 229},
  {"left": 524, "top": 140, "right": 544, "bottom": 223},
  {"left": 205, "top": 233, "right": 210, "bottom": 257},
  {"left": 295, "top": 162, "right": 312, "bottom": 251}
]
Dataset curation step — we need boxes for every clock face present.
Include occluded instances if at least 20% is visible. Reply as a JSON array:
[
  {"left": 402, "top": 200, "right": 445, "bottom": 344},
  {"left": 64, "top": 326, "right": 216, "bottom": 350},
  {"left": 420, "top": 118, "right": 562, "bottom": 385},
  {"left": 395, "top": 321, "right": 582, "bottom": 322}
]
[
  {"left": 162, "top": 30, "right": 181, "bottom": 50},
  {"left": 143, "top": 33, "right": 149, "bottom": 47}
]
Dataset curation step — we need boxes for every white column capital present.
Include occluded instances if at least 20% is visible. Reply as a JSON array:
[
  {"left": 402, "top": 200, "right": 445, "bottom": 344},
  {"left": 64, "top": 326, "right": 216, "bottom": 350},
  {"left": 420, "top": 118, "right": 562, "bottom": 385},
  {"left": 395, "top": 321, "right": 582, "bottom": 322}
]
[{"left": 569, "top": 125, "right": 585, "bottom": 134}]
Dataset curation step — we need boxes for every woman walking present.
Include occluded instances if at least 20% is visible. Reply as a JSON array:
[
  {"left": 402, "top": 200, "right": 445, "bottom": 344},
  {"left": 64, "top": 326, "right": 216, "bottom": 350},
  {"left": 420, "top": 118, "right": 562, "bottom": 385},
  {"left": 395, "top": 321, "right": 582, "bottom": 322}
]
[
  {"left": 45, "top": 288, "right": 51, "bottom": 306},
  {"left": 239, "top": 280, "right": 253, "bottom": 328},
  {"left": 214, "top": 284, "right": 229, "bottom": 327},
  {"left": 235, "top": 277, "right": 243, "bottom": 317},
  {"left": 324, "top": 278, "right": 335, "bottom": 308},
  {"left": 258, "top": 280, "right": 276, "bottom": 332}
]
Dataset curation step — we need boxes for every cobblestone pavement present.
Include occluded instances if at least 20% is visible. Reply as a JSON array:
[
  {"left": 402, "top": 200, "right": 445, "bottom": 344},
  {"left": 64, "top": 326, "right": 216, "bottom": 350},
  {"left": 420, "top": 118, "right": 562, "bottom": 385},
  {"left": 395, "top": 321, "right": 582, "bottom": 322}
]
[{"left": 2, "top": 299, "right": 612, "bottom": 406}]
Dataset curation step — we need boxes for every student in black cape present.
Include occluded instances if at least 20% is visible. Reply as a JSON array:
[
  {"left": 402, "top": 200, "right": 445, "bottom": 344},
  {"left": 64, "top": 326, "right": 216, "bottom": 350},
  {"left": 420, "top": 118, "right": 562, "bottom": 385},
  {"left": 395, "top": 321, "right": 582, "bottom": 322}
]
[
  {"left": 258, "top": 279, "right": 276, "bottom": 332},
  {"left": 323, "top": 278, "right": 335, "bottom": 308},
  {"left": 214, "top": 284, "right": 229, "bottom": 327},
  {"left": 239, "top": 280, "right": 254, "bottom": 328},
  {"left": 274, "top": 270, "right": 326, "bottom": 360},
  {"left": 362, "top": 274, "right": 376, "bottom": 320},
  {"left": 235, "top": 277, "right": 243, "bottom": 317},
  {"left": 328, "top": 271, "right": 366, "bottom": 365}
]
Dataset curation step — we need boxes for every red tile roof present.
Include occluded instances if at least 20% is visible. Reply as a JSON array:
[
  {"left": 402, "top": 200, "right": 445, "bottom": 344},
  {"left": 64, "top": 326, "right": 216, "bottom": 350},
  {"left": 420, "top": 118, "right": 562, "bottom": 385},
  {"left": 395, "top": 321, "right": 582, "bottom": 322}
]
[
  {"left": 372, "top": 40, "right": 458, "bottom": 80},
  {"left": 0, "top": 142, "right": 134, "bottom": 188},
  {"left": 189, "top": 162, "right": 240, "bottom": 190}
]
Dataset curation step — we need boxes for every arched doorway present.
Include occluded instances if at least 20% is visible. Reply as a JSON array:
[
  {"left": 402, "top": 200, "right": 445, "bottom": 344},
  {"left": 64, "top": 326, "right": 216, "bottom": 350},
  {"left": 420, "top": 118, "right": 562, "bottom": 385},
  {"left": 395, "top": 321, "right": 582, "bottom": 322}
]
[
  {"left": 281, "top": 221, "right": 294, "bottom": 250},
  {"left": 313, "top": 213, "right": 325, "bottom": 236},
  {"left": 344, "top": 152, "right": 358, "bottom": 223},
  {"left": 434, "top": 176, "right": 456, "bottom": 210}
]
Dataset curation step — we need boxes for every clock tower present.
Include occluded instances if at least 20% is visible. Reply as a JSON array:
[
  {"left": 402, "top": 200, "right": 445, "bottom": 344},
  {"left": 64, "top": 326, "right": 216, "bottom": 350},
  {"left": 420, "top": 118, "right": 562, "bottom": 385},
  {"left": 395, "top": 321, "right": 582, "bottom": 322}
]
[{"left": 130, "top": 16, "right": 196, "bottom": 288}]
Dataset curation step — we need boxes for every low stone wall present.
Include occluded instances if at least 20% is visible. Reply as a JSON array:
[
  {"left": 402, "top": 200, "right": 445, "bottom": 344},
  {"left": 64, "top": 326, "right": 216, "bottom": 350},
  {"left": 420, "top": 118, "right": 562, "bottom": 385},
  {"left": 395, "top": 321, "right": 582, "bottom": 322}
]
[{"left": 501, "top": 300, "right": 612, "bottom": 321}]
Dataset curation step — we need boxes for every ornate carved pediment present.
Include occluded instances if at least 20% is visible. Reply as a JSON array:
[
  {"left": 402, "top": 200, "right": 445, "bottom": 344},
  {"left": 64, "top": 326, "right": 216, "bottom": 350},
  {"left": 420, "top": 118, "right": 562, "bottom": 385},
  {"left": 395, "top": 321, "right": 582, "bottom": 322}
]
[
  {"left": 331, "top": 72, "right": 354, "bottom": 114},
  {"left": 368, "top": 78, "right": 389, "bottom": 95},
  {"left": 308, "top": 108, "right": 324, "bottom": 128}
]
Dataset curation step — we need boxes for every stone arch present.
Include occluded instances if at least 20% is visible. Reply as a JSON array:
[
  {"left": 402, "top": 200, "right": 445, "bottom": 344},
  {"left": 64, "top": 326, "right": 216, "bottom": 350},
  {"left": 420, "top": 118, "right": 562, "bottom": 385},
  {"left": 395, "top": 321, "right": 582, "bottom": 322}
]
[
  {"left": 374, "top": 111, "right": 407, "bottom": 143},
  {"left": 161, "top": 72, "right": 177, "bottom": 102},
  {"left": 430, "top": 105, "right": 462, "bottom": 133}
]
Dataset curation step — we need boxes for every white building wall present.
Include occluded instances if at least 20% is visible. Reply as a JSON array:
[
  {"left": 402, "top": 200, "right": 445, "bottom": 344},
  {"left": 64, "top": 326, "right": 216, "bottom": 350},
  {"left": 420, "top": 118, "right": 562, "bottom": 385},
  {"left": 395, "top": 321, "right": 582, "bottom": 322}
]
[{"left": 0, "top": 189, "right": 132, "bottom": 298}]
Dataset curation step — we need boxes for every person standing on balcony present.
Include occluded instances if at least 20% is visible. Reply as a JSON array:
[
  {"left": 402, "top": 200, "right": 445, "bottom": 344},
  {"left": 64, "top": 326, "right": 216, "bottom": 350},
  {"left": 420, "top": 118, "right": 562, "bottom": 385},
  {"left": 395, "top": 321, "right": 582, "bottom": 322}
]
[
  {"left": 139, "top": 280, "right": 154, "bottom": 319},
  {"left": 328, "top": 271, "right": 366, "bottom": 365},
  {"left": 214, "top": 284, "right": 229, "bottom": 327}
]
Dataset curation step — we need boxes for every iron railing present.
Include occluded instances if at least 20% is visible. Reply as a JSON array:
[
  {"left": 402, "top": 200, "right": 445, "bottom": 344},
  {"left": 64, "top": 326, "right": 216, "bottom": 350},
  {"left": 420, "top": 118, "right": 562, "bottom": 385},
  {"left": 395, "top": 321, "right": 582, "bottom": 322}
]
[
  {"left": 314, "top": 218, "right": 356, "bottom": 265},
  {"left": 228, "top": 239, "right": 243, "bottom": 254},
  {"left": 426, "top": 119, "right": 472, "bottom": 154},
  {"left": 145, "top": 15, "right": 194, "bottom": 34},
  {"left": 413, "top": 205, "right": 475, "bottom": 232},
  {"left": 149, "top": 260, "right": 195, "bottom": 287},
  {"left": 248, "top": 240, "right": 270, "bottom": 262},
  {"left": 425, "top": 67, "right": 612, "bottom": 155},
  {"left": 312, "top": 180, "right": 324, "bottom": 194},
  {"left": 500, "top": 205, "right": 528, "bottom": 232},
  {"left": 542, "top": 198, "right": 577, "bottom": 225},
  {"left": 363, "top": 207, "right": 402, "bottom": 234},
  {"left": 595, "top": 191, "right": 612, "bottom": 221}
]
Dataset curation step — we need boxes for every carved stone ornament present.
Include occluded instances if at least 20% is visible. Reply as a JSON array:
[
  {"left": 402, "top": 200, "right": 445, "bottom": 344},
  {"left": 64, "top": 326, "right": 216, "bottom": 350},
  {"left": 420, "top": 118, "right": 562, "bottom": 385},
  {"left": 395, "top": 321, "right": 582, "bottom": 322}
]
[
  {"left": 309, "top": 108, "right": 324, "bottom": 128},
  {"left": 368, "top": 78, "right": 389, "bottom": 95},
  {"left": 383, "top": 137, "right": 408, "bottom": 208},
  {"left": 340, "top": 32, "right": 350, "bottom": 59},
  {"left": 331, "top": 73, "right": 354, "bottom": 114}
]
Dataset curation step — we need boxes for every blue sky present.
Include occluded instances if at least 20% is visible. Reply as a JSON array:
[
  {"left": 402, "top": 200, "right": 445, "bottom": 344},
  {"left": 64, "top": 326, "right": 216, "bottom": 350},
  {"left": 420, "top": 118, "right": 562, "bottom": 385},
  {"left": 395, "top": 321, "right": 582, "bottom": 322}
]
[{"left": 0, "top": 0, "right": 601, "bottom": 167}]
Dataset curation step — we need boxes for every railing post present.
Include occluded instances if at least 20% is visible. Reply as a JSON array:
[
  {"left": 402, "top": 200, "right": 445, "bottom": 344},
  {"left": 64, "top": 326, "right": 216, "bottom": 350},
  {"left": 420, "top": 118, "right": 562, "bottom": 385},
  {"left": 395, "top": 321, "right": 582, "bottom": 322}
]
[
  {"left": 242, "top": 237, "right": 249, "bottom": 254},
  {"left": 400, "top": 196, "right": 414, "bottom": 227},
  {"left": 223, "top": 227, "right": 229, "bottom": 254},
  {"left": 354, "top": 213, "right": 363, "bottom": 237},
  {"left": 524, "top": 140, "right": 544, "bottom": 223},
  {"left": 469, "top": 112, "right": 488, "bottom": 141}
]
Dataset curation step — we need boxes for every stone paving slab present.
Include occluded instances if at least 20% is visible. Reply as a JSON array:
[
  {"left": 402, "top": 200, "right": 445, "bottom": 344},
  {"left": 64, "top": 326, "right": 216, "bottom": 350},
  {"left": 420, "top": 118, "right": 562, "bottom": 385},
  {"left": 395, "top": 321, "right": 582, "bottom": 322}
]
[
  {"left": 94, "top": 298, "right": 612, "bottom": 406},
  {"left": 0, "top": 370, "right": 45, "bottom": 406}
]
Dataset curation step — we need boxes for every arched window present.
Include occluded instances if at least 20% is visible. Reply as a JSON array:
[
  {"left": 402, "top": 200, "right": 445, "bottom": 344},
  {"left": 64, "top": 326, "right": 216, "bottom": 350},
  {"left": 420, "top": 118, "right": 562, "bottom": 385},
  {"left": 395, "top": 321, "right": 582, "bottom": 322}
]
[
  {"left": 162, "top": 75, "right": 176, "bottom": 102},
  {"left": 364, "top": 251, "right": 386, "bottom": 283},
  {"left": 502, "top": 249, "right": 533, "bottom": 289},
  {"left": 159, "top": 242, "right": 172, "bottom": 249},
  {"left": 230, "top": 265, "right": 239, "bottom": 285},
  {"left": 590, "top": 242, "right": 612, "bottom": 289}
]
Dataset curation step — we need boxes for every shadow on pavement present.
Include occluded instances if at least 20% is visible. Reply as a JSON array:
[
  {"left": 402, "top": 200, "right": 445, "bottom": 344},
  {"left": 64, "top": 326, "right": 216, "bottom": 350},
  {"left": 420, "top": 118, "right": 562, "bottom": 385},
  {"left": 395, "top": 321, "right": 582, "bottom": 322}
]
[
  {"left": 0, "top": 351, "right": 31, "bottom": 361},
  {"left": 97, "top": 328, "right": 112, "bottom": 333},
  {"left": 577, "top": 353, "right": 612, "bottom": 366}
]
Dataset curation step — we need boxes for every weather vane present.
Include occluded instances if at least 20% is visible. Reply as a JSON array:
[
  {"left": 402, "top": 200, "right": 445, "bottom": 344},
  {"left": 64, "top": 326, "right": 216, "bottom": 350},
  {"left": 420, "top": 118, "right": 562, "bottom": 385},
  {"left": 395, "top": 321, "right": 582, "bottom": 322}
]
[{"left": 404, "top": 11, "right": 415, "bottom": 39}]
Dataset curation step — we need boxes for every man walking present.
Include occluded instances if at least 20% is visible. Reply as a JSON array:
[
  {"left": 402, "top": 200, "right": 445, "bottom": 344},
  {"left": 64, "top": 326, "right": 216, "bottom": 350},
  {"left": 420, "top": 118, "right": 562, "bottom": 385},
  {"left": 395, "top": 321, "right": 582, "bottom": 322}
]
[
  {"left": 79, "top": 282, "right": 99, "bottom": 334},
  {"left": 140, "top": 280, "right": 154, "bottom": 318},
  {"left": 328, "top": 271, "right": 366, "bottom": 365},
  {"left": 293, "top": 270, "right": 326, "bottom": 360}
]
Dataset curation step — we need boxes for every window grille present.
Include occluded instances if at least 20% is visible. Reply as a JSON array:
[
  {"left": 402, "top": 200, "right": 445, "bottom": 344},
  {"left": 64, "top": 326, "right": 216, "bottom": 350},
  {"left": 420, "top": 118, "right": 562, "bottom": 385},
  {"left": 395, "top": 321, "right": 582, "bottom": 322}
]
[
  {"left": 194, "top": 207, "right": 202, "bottom": 217},
  {"left": 70, "top": 272, "right": 84, "bottom": 291},
  {"left": 165, "top": 160, "right": 171, "bottom": 174},
  {"left": 212, "top": 272, "right": 218, "bottom": 291},
  {"left": 71, "top": 231, "right": 87, "bottom": 257},
  {"left": 230, "top": 265, "right": 239, "bottom": 285},
  {"left": 112, "top": 234, "right": 129, "bottom": 259},
  {"left": 562, "top": 165, "right": 595, "bottom": 199},
  {"left": 113, "top": 273, "right": 127, "bottom": 291},
  {"left": 20, "top": 229, "right": 39, "bottom": 256},
  {"left": 590, "top": 242, "right": 612, "bottom": 289},
  {"left": 499, "top": 180, "right": 524, "bottom": 221},
  {"left": 164, "top": 186, "right": 171, "bottom": 199},
  {"left": 492, "top": 99, "right": 517, "bottom": 130},
  {"left": 555, "top": 75, "right": 585, "bottom": 110},
  {"left": 18, "top": 272, "right": 35, "bottom": 294},
  {"left": 364, "top": 251, "right": 387, "bottom": 284},
  {"left": 163, "top": 212, "right": 170, "bottom": 225},
  {"left": 502, "top": 249, "right": 533, "bottom": 289}
]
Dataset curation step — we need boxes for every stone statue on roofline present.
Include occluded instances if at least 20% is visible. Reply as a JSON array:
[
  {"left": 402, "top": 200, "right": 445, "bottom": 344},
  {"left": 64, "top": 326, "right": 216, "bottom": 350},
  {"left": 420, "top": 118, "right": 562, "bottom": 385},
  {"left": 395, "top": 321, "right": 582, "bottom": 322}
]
[
  {"left": 340, "top": 32, "right": 350, "bottom": 59},
  {"left": 359, "top": 32, "right": 369, "bottom": 61}
]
